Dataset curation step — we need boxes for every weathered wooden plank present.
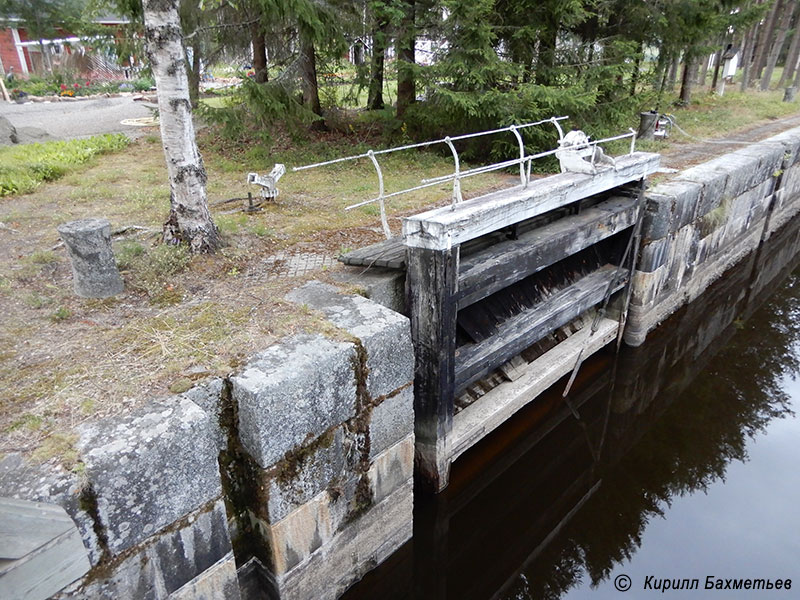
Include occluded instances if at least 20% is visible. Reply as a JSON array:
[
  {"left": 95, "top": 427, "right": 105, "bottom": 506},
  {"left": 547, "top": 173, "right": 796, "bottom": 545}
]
[
  {"left": 406, "top": 245, "right": 459, "bottom": 493},
  {"left": 455, "top": 265, "right": 625, "bottom": 391},
  {"left": 451, "top": 317, "right": 619, "bottom": 461},
  {"left": 403, "top": 152, "right": 660, "bottom": 250},
  {"left": 339, "top": 236, "right": 407, "bottom": 269},
  {"left": 0, "top": 498, "right": 91, "bottom": 600},
  {"left": 499, "top": 355, "right": 527, "bottom": 382},
  {"left": 456, "top": 196, "right": 639, "bottom": 309},
  {"left": 0, "top": 498, "right": 76, "bottom": 560}
]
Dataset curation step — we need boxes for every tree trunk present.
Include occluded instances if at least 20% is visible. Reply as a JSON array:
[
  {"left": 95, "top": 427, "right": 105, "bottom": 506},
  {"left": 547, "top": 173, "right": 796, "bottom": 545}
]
[
  {"left": 396, "top": 0, "right": 416, "bottom": 117},
  {"left": 741, "top": 24, "right": 758, "bottom": 91},
  {"left": 251, "top": 20, "right": 268, "bottom": 83},
  {"left": 753, "top": 0, "right": 783, "bottom": 82},
  {"left": 630, "top": 40, "right": 643, "bottom": 95},
  {"left": 778, "top": 16, "right": 800, "bottom": 86},
  {"left": 652, "top": 46, "right": 667, "bottom": 91},
  {"left": 711, "top": 47, "right": 723, "bottom": 89},
  {"left": 187, "top": 42, "right": 201, "bottom": 108},
  {"left": 679, "top": 54, "right": 696, "bottom": 104},
  {"left": 793, "top": 49, "right": 800, "bottom": 85},
  {"left": 761, "top": 0, "right": 795, "bottom": 90},
  {"left": 691, "top": 57, "right": 702, "bottom": 85},
  {"left": 667, "top": 53, "right": 680, "bottom": 90},
  {"left": 142, "top": 0, "right": 219, "bottom": 253},
  {"left": 300, "top": 34, "right": 324, "bottom": 127},
  {"left": 699, "top": 52, "right": 710, "bottom": 86},
  {"left": 367, "top": 13, "right": 389, "bottom": 110},
  {"left": 536, "top": 16, "right": 559, "bottom": 86}
]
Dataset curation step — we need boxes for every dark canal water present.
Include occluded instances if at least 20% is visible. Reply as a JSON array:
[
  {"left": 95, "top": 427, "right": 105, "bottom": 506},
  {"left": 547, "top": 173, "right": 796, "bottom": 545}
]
[{"left": 342, "top": 215, "right": 800, "bottom": 600}]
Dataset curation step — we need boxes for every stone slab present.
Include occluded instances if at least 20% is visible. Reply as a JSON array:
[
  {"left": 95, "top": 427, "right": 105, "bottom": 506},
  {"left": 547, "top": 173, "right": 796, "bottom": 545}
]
[
  {"left": 168, "top": 553, "right": 241, "bottom": 600},
  {"left": 367, "top": 435, "right": 414, "bottom": 505},
  {"left": 762, "top": 126, "right": 800, "bottom": 167},
  {"left": 266, "top": 489, "right": 339, "bottom": 576},
  {"left": 638, "top": 236, "right": 671, "bottom": 272},
  {"left": 182, "top": 378, "right": 226, "bottom": 453},
  {"left": 644, "top": 180, "right": 702, "bottom": 240},
  {"left": 630, "top": 264, "right": 668, "bottom": 307},
  {"left": 275, "top": 479, "right": 413, "bottom": 600},
  {"left": 730, "top": 142, "right": 785, "bottom": 185},
  {"left": 624, "top": 220, "right": 765, "bottom": 346},
  {"left": 232, "top": 334, "right": 357, "bottom": 469},
  {"left": 286, "top": 282, "right": 414, "bottom": 400},
  {"left": 263, "top": 434, "right": 412, "bottom": 577},
  {"left": 331, "top": 268, "right": 407, "bottom": 315},
  {"left": 56, "top": 500, "right": 233, "bottom": 600},
  {"left": 676, "top": 163, "right": 728, "bottom": 217},
  {"left": 77, "top": 397, "right": 222, "bottom": 555},
  {"left": 368, "top": 386, "right": 414, "bottom": 460},
  {"left": 265, "top": 426, "right": 348, "bottom": 524}
]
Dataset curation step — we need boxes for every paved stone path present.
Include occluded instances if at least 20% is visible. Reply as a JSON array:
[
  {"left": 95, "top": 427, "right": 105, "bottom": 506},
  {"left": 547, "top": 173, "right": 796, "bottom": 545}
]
[{"left": 261, "top": 251, "right": 337, "bottom": 278}]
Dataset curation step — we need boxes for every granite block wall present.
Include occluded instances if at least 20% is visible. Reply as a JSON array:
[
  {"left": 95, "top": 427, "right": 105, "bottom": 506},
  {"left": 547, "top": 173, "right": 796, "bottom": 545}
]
[
  {"left": 0, "top": 284, "right": 415, "bottom": 600},
  {"left": 625, "top": 126, "right": 800, "bottom": 346}
]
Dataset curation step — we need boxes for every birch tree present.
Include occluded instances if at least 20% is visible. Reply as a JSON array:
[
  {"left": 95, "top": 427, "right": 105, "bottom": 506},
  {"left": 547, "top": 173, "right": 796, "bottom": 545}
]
[{"left": 142, "top": 0, "right": 219, "bottom": 253}]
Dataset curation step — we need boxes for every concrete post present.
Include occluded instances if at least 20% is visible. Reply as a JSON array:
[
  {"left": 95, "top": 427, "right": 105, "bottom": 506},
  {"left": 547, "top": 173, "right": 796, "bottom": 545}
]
[
  {"left": 57, "top": 218, "right": 124, "bottom": 298},
  {"left": 783, "top": 86, "right": 797, "bottom": 102}
]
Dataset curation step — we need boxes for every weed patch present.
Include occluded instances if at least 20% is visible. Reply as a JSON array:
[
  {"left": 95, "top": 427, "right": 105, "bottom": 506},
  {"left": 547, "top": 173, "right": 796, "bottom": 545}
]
[{"left": 123, "top": 244, "right": 191, "bottom": 300}]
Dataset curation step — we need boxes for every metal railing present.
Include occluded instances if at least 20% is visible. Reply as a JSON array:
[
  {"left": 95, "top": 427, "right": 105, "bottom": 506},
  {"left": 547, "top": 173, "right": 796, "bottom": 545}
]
[{"left": 291, "top": 116, "right": 637, "bottom": 239}]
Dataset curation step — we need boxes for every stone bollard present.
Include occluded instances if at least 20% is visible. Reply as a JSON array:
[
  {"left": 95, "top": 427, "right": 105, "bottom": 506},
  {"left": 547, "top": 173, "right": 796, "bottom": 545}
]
[
  {"left": 57, "top": 218, "right": 124, "bottom": 298},
  {"left": 783, "top": 87, "right": 797, "bottom": 102},
  {"left": 637, "top": 111, "right": 658, "bottom": 141}
]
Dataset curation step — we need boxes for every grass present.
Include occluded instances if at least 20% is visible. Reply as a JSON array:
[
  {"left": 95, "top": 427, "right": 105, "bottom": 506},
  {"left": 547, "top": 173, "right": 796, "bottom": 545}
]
[
  {"left": 0, "top": 134, "right": 130, "bottom": 196},
  {"left": 0, "top": 82, "right": 798, "bottom": 461},
  {"left": 0, "top": 125, "right": 512, "bottom": 458},
  {"left": 668, "top": 88, "right": 799, "bottom": 134},
  {"left": 602, "top": 86, "right": 800, "bottom": 158}
]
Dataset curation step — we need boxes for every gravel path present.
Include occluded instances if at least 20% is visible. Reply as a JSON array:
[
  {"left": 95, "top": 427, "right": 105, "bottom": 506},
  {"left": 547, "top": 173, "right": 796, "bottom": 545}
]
[
  {"left": 0, "top": 96, "right": 155, "bottom": 142},
  {"left": 659, "top": 112, "right": 800, "bottom": 170}
]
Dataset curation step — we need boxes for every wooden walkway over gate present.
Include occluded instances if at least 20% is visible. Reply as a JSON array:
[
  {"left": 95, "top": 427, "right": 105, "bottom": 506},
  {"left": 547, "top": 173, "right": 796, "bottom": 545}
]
[{"left": 342, "top": 152, "right": 660, "bottom": 492}]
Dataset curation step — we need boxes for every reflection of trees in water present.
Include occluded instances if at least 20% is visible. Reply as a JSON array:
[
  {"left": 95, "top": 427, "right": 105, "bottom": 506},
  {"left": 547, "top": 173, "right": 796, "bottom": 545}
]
[{"left": 506, "top": 271, "right": 800, "bottom": 600}]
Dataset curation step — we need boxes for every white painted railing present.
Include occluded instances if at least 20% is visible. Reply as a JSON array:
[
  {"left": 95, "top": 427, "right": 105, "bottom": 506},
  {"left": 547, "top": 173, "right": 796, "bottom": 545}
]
[{"left": 291, "top": 117, "right": 637, "bottom": 239}]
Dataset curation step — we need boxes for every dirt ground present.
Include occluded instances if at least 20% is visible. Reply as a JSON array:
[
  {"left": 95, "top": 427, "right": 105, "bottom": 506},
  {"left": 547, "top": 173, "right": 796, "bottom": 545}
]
[{"left": 2, "top": 111, "right": 800, "bottom": 461}]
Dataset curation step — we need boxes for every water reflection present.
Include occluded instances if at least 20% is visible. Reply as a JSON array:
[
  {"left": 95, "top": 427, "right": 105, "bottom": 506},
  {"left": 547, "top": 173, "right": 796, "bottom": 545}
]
[{"left": 342, "top": 216, "right": 800, "bottom": 600}]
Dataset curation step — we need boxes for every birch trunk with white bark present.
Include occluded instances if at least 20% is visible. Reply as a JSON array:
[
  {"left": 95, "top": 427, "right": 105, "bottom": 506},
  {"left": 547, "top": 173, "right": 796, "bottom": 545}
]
[{"left": 142, "top": 0, "right": 219, "bottom": 253}]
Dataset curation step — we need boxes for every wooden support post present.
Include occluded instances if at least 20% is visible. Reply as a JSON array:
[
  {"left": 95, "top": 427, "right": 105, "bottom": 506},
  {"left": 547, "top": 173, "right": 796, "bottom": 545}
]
[{"left": 406, "top": 245, "right": 458, "bottom": 493}]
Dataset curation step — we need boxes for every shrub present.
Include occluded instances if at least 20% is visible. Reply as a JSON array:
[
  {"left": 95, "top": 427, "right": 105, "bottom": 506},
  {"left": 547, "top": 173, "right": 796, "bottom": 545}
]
[
  {"left": 197, "top": 76, "right": 318, "bottom": 147},
  {"left": 132, "top": 76, "right": 155, "bottom": 92}
]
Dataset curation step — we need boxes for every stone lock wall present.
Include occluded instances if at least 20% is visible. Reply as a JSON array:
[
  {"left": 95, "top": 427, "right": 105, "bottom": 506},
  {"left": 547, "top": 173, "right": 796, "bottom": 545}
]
[
  {"left": 0, "top": 398, "right": 240, "bottom": 600},
  {"left": 227, "top": 281, "right": 415, "bottom": 600},
  {"left": 0, "top": 283, "right": 414, "bottom": 600},
  {"left": 625, "top": 126, "right": 800, "bottom": 346}
]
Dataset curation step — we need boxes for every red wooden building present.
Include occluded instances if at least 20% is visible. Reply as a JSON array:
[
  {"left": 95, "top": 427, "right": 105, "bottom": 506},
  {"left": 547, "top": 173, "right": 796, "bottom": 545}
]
[{"left": 0, "top": 16, "right": 129, "bottom": 78}]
